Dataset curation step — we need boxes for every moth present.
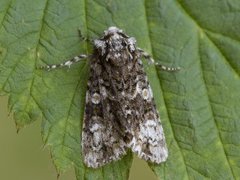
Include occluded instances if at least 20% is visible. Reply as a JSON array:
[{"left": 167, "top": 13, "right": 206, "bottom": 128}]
[{"left": 40, "top": 27, "right": 180, "bottom": 168}]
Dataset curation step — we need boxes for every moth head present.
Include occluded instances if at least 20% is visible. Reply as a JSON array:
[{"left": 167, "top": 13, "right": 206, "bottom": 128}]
[
  {"left": 94, "top": 27, "right": 137, "bottom": 62},
  {"left": 104, "top": 26, "right": 123, "bottom": 35}
]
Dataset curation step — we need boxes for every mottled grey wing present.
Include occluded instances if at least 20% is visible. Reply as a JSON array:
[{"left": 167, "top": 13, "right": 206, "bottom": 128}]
[
  {"left": 126, "top": 59, "right": 168, "bottom": 164},
  {"left": 81, "top": 59, "right": 127, "bottom": 168}
]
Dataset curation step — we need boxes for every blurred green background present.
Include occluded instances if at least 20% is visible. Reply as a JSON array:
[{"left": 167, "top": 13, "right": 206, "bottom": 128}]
[{"left": 0, "top": 96, "right": 157, "bottom": 180}]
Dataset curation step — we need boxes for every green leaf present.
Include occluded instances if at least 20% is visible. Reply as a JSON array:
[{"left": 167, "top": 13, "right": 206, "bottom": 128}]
[{"left": 0, "top": 0, "right": 240, "bottom": 179}]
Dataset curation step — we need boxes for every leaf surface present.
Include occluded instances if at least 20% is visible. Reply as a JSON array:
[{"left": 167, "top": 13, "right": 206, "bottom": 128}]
[{"left": 0, "top": 0, "right": 240, "bottom": 179}]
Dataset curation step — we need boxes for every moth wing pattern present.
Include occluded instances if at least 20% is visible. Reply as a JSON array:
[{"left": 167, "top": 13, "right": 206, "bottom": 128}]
[
  {"left": 81, "top": 57, "right": 127, "bottom": 168},
  {"left": 39, "top": 26, "right": 178, "bottom": 168},
  {"left": 124, "top": 59, "right": 168, "bottom": 163},
  {"left": 82, "top": 27, "right": 169, "bottom": 168}
]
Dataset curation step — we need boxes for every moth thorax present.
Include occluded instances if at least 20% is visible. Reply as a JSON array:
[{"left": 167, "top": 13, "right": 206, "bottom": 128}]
[
  {"left": 108, "top": 34, "right": 125, "bottom": 50},
  {"left": 106, "top": 52, "right": 131, "bottom": 67}
]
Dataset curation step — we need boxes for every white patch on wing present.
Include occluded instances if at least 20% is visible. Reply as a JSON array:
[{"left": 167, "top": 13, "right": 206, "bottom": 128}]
[
  {"left": 90, "top": 122, "right": 102, "bottom": 132},
  {"left": 142, "top": 88, "right": 150, "bottom": 100},
  {"left": 82, "top": 116, "right": 128, "bottom": 168},
  {"left": 125, "top": 109, "right": 132, "bottom": 115},
  {"left": 91, "top": 93, "right": 101, "bottom": 104},
  {"left": 136, "top": 81, "right": 143, "bottom": 93},
  {"left": 100, "top": 86, "right": 107, "bottom": 98},
  {"left": 139, "top": 120, "right": 159, "bottom": 146},
  {"left": 128, "top": 114, "right": 168, "bottom": 163},
  {"left": 89, "top": 122, "right": 103, "bottom": 151}
]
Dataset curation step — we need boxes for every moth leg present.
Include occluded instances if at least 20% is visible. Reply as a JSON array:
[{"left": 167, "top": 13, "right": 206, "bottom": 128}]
[
  {"left": 137, "top": 47, "right": 180, "bottom": 71},
  {"left": 78, "top": 28, "right": 88, "bottom": 42},
  {"left": 38, "top": 54, "right": 88, "bottom": 70},
  {"left": 78, "top": 28, "right": 93, "bottom": 43},
  {"left": 137, "top": 47, "right": 155, "bottom": 64}
]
